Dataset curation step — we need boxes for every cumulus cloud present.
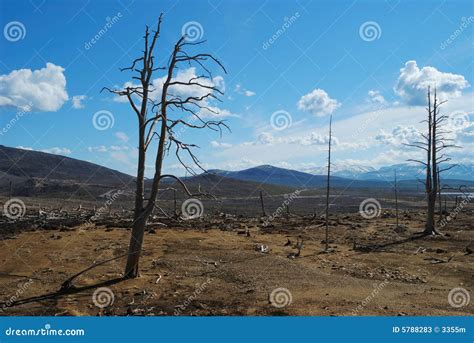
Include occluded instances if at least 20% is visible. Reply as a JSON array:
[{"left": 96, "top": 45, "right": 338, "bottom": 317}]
[
  {"left": 248, "top": 132, "right": 339, "bottom": 146},
  {"left": 235, "top": 84, "right": 256, "bottom": 97},
  {"left": 0, "top": 63, "right": 69, "bottom": 112},
  {"left": 367, "top": 90, "right": 386, "bottom": 104},
  {"left": 72, "top": 95, "right": 86, "bottom": 109},
  {"left": 115, "top": 131, "right": 129, "bottom": 142},
  {"left": 394, "top": 60, "right": 469, "bottom": 105},
  {"left": 114, "top": 67, "right": 233, "bottom": 118},
  {"left": 375, "top": 125, "right": 422, "bottom": 146},
  {"left": 257, "top": 132, "right": 274, "bottom": 145},
  {"left": 41, "top": 147, "right": 72, "bottom": 155},
  {"left": 297, "top": 88, "right": 340, "bottom": 116}
]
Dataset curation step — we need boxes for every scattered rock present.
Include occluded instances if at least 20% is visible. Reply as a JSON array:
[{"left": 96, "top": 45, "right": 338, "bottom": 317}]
[
  {"left": 255, "top": 244, "right": 270, "bottom": 254},
  {"left": 50, "top": 233, "right": 61, "bottom": 240}
]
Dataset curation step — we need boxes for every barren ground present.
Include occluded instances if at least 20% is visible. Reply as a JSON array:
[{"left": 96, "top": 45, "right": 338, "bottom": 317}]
[{"left": 0, "top": 209, "right": 472, "bottom": 316}]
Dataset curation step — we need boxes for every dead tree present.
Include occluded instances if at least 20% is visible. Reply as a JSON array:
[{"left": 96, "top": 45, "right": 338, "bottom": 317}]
[
  {"left": 324, "top": 115, "right": 332, "bottom": 251},
  {"left": 394, "top": 170, "right": 399, "bottom": 228},
  {"left": 103, "top": 15, "right": 228, "bottom": 278},
  {"left": 437, "top": 166, "right": 443, "bottom": 222},
  {"left": 407, "top": 87, "right": 458, "bottom": 235},
  {"left": 259, "top": 190, "right": 267, "bottom": 217}
]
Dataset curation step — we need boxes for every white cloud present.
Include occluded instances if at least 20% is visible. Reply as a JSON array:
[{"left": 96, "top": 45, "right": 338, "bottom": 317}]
[
  {"left": 88, "top": 145, "right": 130, "bottom": 153},
  {"left": 375, "top": 125, "right": 422, "bottom": 146},
  {"left": 114, "top": 67, "right": 233, "bottom": 118},
  {"left": 246, "top": 131, "right": 343, "bottom": 148},
  {"left": 16, "top": 146, "right": 33, "bottom": 151},
  {"left": 16, "top": 146, "right": 71, "bottom": 155},
  {"left": 234, "top": 84, "right": 256, "bottom": 97},
  {"left": 244, "top": 90, "right": 256, "bottom": 97},
  {"left": 210, "top": 140, "right": 232, "bottom": 148},
  {"left": 0, "top": 63, "right": 69, "bottom": 112},
  {"left": 88, "top": 145, "right": 108, "bottom": 153},
  {"left": 297, "top": 88, "right": 340, "bottom": 116},
  {"left": 198, "top": 106, "right": 236, "bottom": 119},
  {"left": 257, "top": 132, "right": 274, "bottom": 145},
  {"left": 115, "top": 131, "right": 129, "bottom": 142},
  {"left": 72, "top": 95, "right": 86, "bottom": 109},
  {"left": 42, "top": 147, "right": 72, "bottom": 155},
  {"left": 367, "top": 90, "right": 386, "bottom": 104},
  {"left": 394, "top": 60, "right": 469, "bottom": 105}
]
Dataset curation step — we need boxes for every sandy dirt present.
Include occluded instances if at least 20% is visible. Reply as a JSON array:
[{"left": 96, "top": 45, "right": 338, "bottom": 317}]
[{"left": 0, "top": 210, "right": 472, "bottom": 316}]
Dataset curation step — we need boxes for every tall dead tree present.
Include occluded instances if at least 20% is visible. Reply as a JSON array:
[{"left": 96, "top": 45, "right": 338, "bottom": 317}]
[
  {"left": 437, "top": 166, "right": 443, "bottom": 222},
  {"left": 104, "top": 15, "right": 228, "bottom": 278},
  {"left": 394, "top": 170, "right": 399, "bottom": 228},
  {"left": 407, "top": 87, "right": 458, "bottom": 235},
  {"left": 324, "top": 115, "right": 332, "bottom": 251}
]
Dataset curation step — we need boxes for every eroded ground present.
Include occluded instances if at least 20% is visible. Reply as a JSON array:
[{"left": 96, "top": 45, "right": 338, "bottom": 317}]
[{"left": 0, "top": 210, "right": 472, "bottom": 316}]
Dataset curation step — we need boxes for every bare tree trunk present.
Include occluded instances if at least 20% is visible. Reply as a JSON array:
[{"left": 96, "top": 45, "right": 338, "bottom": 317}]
[
  {"left": 124, "top": 214, "right": 147, "bottom": 278},
  {"left": 425, "top": 87, "right": 435, "bottom": 235},
  {"left": 125, "top": 128, "right": 147, "bottom": 278},
  {"left": 427, "top": 89, "right": 439, "bottom": 235},
  {"left": 259, "top": 190, "right": 267, "bottom": 217},
  {"left": 437, "top": 166, "right": 443, "bottom": 222},
  {"left": 394, "top": 170, "right": 399, "bottom": 228},
  {"left": 173, "top": 189, "right": 177, "bottom": 217},
  {"left": 325, "top": 115, "right": 332, "bottom": 252},
  {"left": 105, "top": 17, "right": 227, "bottom": 278}
]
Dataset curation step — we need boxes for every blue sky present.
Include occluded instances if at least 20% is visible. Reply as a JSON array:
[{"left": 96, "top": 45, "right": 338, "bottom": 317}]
[{"left": 0, "top": 0, "right": 473, "bottom": 177}]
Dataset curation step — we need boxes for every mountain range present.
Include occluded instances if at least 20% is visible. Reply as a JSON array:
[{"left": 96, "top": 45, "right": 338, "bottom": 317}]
[
  {"left": 0, "top": 145, "right": 472, "bottom": 199},
  {"left": 304, "top": 163, "right": 474, "bottom": 181},
  {"left": 208, "top": 163, "right": 473, "bottom": 189}
]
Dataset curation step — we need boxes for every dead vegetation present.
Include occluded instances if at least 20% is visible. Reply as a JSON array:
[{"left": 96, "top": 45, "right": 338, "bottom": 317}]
[{"left": 0, "top": 200, "right": 472, "bottom": 316}]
